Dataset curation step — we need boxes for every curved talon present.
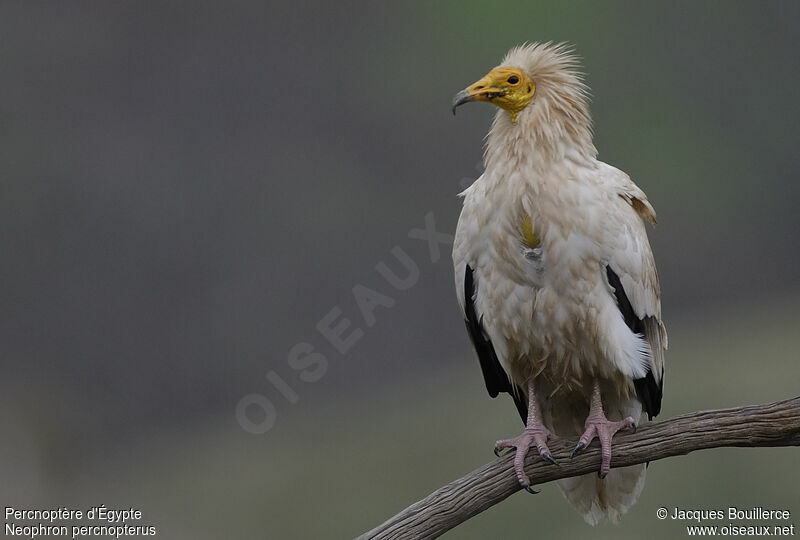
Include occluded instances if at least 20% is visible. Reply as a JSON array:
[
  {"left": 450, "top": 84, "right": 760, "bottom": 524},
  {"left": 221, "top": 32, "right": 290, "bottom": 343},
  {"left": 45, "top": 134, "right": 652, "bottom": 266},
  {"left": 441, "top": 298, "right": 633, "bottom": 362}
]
[
  {"left": 541, "top": 451, "right": 559, "bottom": 466},
  {"left": 493, "top": 445, "right": 513, "bottom": 457},
  {"left": 597, "top": 471, "right": 607, "bottom": 480},
  {"left": 571, "top": 441, "right": 586, "bottom": 457},
  {"left": 524, "top": 485, "right": 540, "bottom": 494}
]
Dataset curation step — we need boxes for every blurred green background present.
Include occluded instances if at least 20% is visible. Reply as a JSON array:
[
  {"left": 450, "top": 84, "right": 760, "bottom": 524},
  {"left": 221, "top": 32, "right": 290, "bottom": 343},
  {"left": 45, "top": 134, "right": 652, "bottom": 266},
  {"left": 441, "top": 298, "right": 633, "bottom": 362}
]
[{"left": 1, "top": 2, "right": 798, "bottom": 538}]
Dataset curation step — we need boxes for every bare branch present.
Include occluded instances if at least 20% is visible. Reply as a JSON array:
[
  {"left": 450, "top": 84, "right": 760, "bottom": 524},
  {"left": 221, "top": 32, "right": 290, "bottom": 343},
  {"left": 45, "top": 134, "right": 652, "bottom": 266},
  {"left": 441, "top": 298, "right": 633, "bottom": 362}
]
[{"left": 359, "top": 397, "right": 800, "bottom": 540}]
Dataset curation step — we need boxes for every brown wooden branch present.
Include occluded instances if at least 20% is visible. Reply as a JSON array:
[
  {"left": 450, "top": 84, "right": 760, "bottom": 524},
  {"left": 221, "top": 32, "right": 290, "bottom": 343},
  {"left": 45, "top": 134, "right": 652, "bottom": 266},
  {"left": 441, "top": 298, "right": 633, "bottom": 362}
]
[{"left": 359, "top": 397, "right": 800, "bottom": 540}]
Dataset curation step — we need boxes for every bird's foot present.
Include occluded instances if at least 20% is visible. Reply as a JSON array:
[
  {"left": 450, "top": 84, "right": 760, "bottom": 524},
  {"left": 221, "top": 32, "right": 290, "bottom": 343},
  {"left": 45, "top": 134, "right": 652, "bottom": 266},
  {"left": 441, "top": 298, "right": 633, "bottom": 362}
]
[
  {"left": 571, "top": 409, "right": 635, "bottom": 478},
  {"left": 494, "top": 425, "right": 557, "bottom": 492}
]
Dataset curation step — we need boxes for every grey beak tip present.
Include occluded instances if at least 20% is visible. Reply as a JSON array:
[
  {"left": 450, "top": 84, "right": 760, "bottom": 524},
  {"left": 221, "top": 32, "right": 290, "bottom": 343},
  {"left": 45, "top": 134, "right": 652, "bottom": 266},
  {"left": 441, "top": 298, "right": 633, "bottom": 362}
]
[{"left": 451, "top": 89, "right": 472, "bottom": 116}]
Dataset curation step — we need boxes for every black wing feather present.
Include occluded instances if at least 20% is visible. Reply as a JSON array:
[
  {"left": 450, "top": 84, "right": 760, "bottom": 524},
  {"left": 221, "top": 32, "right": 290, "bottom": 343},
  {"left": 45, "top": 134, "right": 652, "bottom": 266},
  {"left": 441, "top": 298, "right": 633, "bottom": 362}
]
[
  {"left": 464, "top": 265, "right": 527, "bottom": 423},
  {"left": 605, "top": 266, "right": 663, "bottom": 419}
]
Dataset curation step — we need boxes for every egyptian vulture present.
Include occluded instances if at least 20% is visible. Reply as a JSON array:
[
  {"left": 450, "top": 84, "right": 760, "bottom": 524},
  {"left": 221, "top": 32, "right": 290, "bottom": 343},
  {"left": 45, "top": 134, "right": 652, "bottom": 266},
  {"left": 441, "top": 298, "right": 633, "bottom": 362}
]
[{"left": 451, "top": 43, "right": 666, "bottom": 524}]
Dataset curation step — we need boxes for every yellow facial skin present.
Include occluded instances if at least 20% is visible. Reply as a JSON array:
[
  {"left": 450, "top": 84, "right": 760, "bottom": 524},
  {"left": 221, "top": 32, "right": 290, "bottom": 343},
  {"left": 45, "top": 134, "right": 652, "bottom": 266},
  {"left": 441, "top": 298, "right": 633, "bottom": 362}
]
[{"left": 452, "top": 67, "right": 536, "bottom": 123}]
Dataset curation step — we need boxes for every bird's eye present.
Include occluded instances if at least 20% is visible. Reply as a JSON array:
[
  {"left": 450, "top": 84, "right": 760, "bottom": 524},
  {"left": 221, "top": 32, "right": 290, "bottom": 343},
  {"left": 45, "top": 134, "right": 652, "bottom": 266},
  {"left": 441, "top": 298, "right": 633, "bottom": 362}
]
[{"left": 507, "top": 75, "right": 520, "bottom": 85}]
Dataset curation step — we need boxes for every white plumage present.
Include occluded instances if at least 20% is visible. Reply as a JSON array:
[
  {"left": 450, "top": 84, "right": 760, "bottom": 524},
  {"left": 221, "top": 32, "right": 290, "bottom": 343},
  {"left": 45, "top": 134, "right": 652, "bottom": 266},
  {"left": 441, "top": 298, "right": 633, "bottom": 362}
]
[{"left": 452, "top": 43, "right": 667, "bottom": 524}]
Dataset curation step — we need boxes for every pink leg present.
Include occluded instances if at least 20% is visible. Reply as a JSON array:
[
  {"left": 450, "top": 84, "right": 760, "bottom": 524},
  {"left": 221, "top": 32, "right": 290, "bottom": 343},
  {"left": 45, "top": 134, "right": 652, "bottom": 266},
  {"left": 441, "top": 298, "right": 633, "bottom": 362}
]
[
  {"left": 494, "top": 379, "right": 557, "bottom": 493},
  {"left": 572, "top": 379, "right": 636, "bottom": 478}
]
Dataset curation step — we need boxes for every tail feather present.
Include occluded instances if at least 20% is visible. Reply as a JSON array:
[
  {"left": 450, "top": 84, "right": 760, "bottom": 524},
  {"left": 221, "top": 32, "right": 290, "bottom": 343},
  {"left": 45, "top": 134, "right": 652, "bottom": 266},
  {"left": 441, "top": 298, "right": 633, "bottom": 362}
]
[{"left": 557, "top": 464, "right": 647, "bottom": 525}]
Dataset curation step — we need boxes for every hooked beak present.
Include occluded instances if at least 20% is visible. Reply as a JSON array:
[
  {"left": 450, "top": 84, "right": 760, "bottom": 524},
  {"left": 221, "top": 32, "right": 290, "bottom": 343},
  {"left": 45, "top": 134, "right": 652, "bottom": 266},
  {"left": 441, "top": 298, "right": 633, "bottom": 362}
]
[
  {"left": 451, "top": 89, "right": 475, "bottom": 114},
  {"left": 451, "top": 75, "right": 507, "bottom": 115}
]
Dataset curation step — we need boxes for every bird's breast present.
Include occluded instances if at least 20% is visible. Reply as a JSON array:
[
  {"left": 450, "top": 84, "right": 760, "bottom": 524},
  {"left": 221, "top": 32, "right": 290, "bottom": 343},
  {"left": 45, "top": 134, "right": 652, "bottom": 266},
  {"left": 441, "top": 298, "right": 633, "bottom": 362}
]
[{"left": 457, "top": 178, "right": 612, "bottom": 386}]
